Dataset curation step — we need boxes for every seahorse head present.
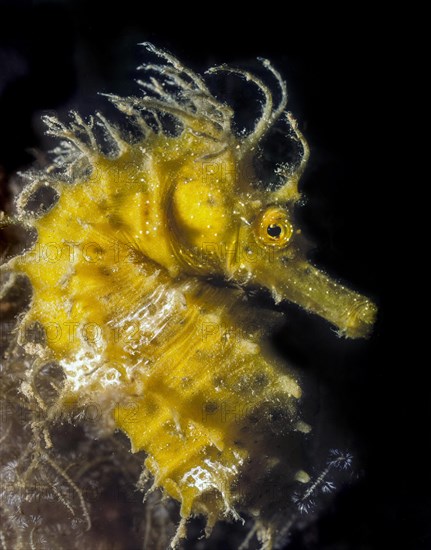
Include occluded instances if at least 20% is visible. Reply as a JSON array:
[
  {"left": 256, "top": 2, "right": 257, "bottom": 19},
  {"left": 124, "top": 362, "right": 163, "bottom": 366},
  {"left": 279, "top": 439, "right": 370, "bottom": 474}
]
[{"left": 130, "top": 47, "right": 376, "bottom": 339}]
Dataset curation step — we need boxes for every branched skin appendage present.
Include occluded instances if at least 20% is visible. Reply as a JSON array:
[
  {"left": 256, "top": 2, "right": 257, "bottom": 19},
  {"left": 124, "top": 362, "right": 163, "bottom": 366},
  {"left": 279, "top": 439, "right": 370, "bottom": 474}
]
[{"left": 1, "top": 44, "right": 376, "bottom": 547}]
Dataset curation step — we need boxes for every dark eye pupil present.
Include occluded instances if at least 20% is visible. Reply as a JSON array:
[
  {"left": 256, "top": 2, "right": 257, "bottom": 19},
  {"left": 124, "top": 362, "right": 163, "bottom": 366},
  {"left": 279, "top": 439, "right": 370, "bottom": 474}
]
[{"left": 267, "top": 224, "right": 282, "bottom": 238}]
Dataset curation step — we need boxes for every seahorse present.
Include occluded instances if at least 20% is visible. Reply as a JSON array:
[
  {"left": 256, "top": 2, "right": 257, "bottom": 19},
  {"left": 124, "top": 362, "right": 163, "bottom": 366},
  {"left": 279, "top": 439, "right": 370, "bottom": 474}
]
[{"left": 1, "top": 44, "right": 376, "bottom": 547}]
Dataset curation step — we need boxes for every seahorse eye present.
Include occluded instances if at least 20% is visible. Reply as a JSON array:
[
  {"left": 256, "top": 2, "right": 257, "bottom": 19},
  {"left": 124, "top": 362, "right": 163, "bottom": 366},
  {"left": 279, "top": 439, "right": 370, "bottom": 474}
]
[
  {"left": 267, "top": 224, "right": 282, "bottom": 238},
  {"left": 257, "top": 207, "right": 293, "bottom": 247}
]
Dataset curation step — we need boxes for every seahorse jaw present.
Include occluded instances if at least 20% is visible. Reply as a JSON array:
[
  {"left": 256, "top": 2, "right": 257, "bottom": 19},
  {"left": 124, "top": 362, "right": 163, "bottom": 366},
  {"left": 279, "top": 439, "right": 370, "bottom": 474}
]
[{"left": 337, "top": 297, "right": 377, "bottom": 339}]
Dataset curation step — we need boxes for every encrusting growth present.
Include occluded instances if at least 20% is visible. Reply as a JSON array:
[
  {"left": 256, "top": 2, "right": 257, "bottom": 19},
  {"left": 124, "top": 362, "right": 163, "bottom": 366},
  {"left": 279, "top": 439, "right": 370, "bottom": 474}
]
[{"left": 0, "top": 43, "right": 376, "bottom": 548}]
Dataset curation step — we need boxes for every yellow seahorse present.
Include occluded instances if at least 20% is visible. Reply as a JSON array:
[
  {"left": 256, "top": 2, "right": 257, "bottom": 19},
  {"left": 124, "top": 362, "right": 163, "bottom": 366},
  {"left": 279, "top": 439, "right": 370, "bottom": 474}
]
[{"left": 1, "top": 44, "right": 376, "bottom": 546}]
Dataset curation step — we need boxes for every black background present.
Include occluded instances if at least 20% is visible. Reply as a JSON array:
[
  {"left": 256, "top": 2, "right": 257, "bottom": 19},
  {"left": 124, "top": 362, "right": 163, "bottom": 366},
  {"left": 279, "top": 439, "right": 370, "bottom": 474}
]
[{"left": 0, "top": 1, "right": 425, "bottom": 549}]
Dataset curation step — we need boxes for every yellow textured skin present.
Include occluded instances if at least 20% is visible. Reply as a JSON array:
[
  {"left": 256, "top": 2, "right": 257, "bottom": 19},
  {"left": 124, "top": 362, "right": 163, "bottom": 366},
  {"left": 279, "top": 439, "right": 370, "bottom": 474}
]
[{"left": 3, "top": 44, "right": 376, "bottom": 544}]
